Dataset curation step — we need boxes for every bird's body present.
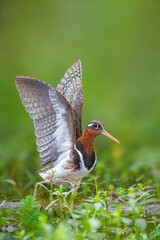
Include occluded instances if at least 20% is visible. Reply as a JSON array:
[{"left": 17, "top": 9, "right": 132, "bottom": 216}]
[
  {"left": 15, "top": 60, "right": 120, "bottom": 196},
  {"left": 38, "top": 129, "right": 97, "bottom": 186}
]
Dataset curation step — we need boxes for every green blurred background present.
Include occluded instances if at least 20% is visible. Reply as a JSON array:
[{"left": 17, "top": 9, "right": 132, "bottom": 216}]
[{"left": 0, "top": 0, "right": 160, "bottom": 198}]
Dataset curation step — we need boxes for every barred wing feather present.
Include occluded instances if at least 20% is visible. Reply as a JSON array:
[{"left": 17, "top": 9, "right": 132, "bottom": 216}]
[
  {"left": 56, "top": 60, "right": 84, "bottom": 139},
  {"left": 15, "top": 76, "right": 75, "bottom": 166}
]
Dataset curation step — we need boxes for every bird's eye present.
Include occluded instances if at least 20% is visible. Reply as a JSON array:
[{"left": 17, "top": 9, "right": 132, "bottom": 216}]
[{"left": 93, "top": 123, "right": 100, "bottom": 130}]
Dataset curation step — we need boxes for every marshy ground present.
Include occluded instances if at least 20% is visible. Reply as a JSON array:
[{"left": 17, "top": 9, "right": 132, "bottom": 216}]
[{"left": 1, "top": 146, "right": 160, "bottom": 239}]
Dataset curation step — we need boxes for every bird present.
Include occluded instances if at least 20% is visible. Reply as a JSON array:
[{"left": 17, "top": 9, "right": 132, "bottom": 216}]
[{"left": 15, "top": 60, "right": 120, "bottom": 198}]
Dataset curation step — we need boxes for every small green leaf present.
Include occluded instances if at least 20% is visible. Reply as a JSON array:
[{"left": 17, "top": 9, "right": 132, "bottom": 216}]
[
  {"left": 135, "top": 218, "right": 147, "bottom": 231},
  {"left": 1, "top": 216, "right": 6, "bottom": 226},
  {"left": 5, "top": 209, "right": 11, "bottom": 216},
  {"left": 69, "top": 192, "right": 77, "bottom": 207}
]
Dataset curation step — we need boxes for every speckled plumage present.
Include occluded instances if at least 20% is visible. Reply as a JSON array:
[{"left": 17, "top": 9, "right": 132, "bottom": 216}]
[{"left": 57, "top": 60, "right": 83, "bottom": 139}]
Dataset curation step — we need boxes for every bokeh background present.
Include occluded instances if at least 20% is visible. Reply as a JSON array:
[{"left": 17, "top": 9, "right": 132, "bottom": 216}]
[{"left": 0, "top": 0, "right": 160, "bottom": 199}]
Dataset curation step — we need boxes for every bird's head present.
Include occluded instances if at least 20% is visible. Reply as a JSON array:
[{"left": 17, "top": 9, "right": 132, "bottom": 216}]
[{"left": 86, "top": 120, "right": 120, "bottom": 144}]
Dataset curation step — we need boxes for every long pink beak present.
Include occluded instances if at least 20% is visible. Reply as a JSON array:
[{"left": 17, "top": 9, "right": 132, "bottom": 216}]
[{"left": 102, "top": 130, "right": 120, "bottom": 144}]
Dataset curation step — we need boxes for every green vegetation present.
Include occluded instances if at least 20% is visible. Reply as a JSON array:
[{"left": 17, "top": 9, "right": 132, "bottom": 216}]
[
  {"left": 1, "top": 182, "right": 160, "bottom": 239},
  {"left": 0, "top": 0, "right": 160, "bottom": 239},
  {"left": 0, "top": 209, "right": 11, "bottom": 229},
  {"left": 17, "top": 196, "right": 42, "bottom": 229}
]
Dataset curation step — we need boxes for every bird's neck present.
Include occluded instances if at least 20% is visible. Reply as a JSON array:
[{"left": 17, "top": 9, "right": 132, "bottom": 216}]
[{"left": 77, "top": 129, "right": 96, "bottom": 155}]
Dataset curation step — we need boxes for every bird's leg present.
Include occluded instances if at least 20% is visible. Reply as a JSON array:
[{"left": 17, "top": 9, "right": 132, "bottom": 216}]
[
  {"left": 33, "top": 180, "right": 50, "bottom": 199},
  {"left": 108, "top": 190, "right": 125, "bottom": 204}
]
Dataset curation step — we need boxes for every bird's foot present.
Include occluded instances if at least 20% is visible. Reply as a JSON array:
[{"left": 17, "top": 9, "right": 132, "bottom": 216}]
[{"left": 108, "top": 190, "right": 125, "bottom": 204}]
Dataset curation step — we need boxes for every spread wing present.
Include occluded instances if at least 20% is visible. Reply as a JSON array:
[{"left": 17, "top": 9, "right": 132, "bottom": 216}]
[
  {"left": 56, "top": 60, "right": 84, "bottom": 139},
  {"left": 15, "top": 76, "right": 76, "bottom": 166}
]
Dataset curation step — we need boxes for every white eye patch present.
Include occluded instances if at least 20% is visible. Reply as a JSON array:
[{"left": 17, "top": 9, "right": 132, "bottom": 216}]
[
  {"left": 87, "top": 122, "right": 100, "bottom": 130},
  {"left": 87, "top": 123, "right": 93, "bottom": 127}
]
